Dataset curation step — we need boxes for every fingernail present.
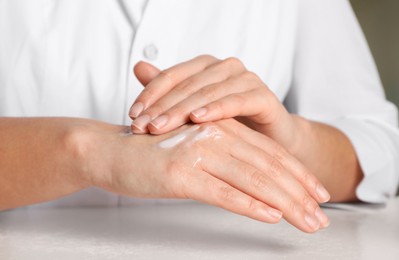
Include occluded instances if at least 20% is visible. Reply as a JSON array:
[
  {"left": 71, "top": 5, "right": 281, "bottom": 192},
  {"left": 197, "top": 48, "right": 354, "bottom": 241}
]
[
  {"left": 150, "top": 115, "right": 168, "bottom": 130},
  {"left": 132, "top": 115, "right": 151, "bottom": 132},
  {"left": 305, "top": 213, "right": 320, "bottom": 231},
  {"left": 316, "top": 185, "right": 331, "bottom": 203},
  {"left": 191, "top": 107, "right": 208, "bottom": 119},
  {"left": 315, "top": 208, "right": 330, "bottom": 228},
  {"left": 267, "top": 208, "right": 283, "bottom": 220},
  {"left": 129, "top": 102, "right": 144, "bottom": 118}
]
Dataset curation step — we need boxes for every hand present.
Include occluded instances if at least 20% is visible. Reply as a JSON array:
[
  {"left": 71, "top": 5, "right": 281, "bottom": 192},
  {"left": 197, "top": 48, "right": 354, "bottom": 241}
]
[
  {"left": 89, "top": 119, "right": 330, "bottom": 233},
  {"left": 129, "top": 55, "right": 299, "bottom": 153}
]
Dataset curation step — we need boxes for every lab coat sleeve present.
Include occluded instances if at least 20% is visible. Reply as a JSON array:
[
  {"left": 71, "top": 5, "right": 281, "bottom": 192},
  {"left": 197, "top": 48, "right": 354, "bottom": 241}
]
[{"left": 284, "top": 0, "right": 399, "bottom": 203}]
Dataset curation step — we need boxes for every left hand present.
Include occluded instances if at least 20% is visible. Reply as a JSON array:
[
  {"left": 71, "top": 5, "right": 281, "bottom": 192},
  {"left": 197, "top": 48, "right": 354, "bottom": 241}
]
[{"left": 129, "top": 55, "right": 300, "bottom": 153}]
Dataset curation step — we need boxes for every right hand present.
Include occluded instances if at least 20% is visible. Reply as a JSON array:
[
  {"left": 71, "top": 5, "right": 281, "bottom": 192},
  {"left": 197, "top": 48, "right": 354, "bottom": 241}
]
[{"left": 88, "top": 119, "right": 330, "bottom": 233}]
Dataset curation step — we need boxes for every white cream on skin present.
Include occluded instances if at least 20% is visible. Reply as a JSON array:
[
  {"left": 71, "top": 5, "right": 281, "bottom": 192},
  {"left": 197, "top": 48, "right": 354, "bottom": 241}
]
[
  {"left": 158, "top": 125, "right": 200, "bottom": 148},
  {"left": 158, "top": 125, "right": 223, "bottom": 169},
  {"left": 158, "top": 125, "right": 222, "bottom": 149},
  {"left": 158, "top": 132, "right": 188, "bottom": 148}
]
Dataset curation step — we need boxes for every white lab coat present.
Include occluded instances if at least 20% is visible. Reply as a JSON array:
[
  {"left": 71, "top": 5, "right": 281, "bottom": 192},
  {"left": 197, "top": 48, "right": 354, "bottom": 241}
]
[{"left": 0, "top": 0, "right": 398, "bottom": 207}]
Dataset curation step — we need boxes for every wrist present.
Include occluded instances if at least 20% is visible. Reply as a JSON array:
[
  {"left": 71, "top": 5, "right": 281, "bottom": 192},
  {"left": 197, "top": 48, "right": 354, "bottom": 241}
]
[
  {"left": 287, "top": 115, "right": 312, "bottom": 157},
  {"left": 61, "top": 119, "right": 124, "bottom": 189},
  {"left": 60, "top": 120, "right": 98, "bottom": 188}
]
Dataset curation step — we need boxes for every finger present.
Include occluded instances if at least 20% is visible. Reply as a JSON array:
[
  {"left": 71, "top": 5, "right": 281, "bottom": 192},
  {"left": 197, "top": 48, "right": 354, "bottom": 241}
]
[
  {"left": 190, "top": 88, "right": 277, "bottom": 124},
  {"left": 129, "top": 55, "right": 219, "bottom": 120},
  {"left": 147, "top": 74, "right": 252, "bottom": 134},
  {"left": 132, "top": 58, "right": 246, "bottom": 134},
  {"left": 176, "top": 166, "right": 283, "bottom": 224},
  {"left": 200, "top": 146, "right": 328, "bottom": 233},
  {"left": 226, "top": 136, "right": 330, "bottom": 230},
  {"left": 222, "top": 119, "right": 331, "bottom": 204},
  {"left": 134, "top": 61, "right": 161, "bottom": 87}
]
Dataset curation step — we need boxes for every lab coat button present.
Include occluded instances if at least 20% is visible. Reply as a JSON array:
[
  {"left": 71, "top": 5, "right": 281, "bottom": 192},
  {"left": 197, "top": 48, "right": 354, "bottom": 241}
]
[{"left": 143, "top": 44, "right": 158, "bottom": 61}]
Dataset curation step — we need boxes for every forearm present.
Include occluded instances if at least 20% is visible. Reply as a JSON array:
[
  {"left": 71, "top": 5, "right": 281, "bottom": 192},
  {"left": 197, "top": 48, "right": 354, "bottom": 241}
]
[
  {"left": 0, "top": 117, "right": 95, "bottom": 210},
  {"left": 290, "top": 116, "right": 363, "bottom": 202}
]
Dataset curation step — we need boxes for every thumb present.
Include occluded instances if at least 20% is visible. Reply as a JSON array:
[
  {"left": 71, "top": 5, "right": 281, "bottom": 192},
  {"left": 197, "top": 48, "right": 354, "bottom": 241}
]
[{"left": 134, "top": 61, "right": 161, "bottom": 87}]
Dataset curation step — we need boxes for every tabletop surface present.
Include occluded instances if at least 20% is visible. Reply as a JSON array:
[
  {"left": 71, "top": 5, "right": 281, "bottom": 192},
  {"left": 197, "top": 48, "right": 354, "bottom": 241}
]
[{"left": 1, "top": 198, "right": 399, "bottom": 260}]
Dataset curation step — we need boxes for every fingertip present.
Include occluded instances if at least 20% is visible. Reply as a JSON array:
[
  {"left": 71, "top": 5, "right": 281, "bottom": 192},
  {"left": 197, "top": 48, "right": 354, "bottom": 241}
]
[
  {"left": 149, "top": 114, "right": 169, "bottom": 131},
  {"left": 130, "top": 124, "right": 145, "bottom": 134},
  {"left": 315, "top": 207, "right": 330, "bottom": 229},
  {"left": 304, "top": 213, "right": 321, "bottom": 233},
  {"left": 131, "top": 125, "right": 148, "bottom": 134},
  {"left": 133, "top": 60, "right": 152, "bottom": 73},
  {"left": 191, "top": 107, "right": 208, "bottom": 118},
  {"left": 316, "top": 184, "right": 331, "bottom": 203},
  {"left": 134, "top": 61, "right": 161, "bottom": 86},
  {"left": 129, "top": 102, "right": 144, "bottom": 119},
  {"left": 130, "top": 123, "right": 135, "bottom": 133},
  {"left": 253, "top": 206, "right": 283, "bottom": 224},
  {"left": 265, "top": 207, "right": 283, "bottom": 223},
  {"left": 190, "top": 107, "right": 210, "bottom": 123},
  {"left": 190, "top": 113, "right": 204, "bottom": 123},
  {"left": 131, "top": 115, "right": 151, "bottom": 134},
  {"left": 148, "top": 122, "right": 167, "bottom": 135},
  {"left": 147, "top": 125, "right": 159, "bottom": 135},
  {"left": 133, "top": 60, "right": 145, "bottom": 69}
]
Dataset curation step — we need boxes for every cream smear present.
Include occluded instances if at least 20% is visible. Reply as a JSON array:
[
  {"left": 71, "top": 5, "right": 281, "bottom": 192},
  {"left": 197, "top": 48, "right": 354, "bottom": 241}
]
[{"left": 158, "top": 125, "right": 222, "bottom": 149}]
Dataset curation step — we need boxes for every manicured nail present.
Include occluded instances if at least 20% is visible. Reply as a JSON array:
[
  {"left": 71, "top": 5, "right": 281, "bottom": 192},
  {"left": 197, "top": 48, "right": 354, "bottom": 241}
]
[
  {"left": 132, "top": 115, "right": 151, "bottom": 132},
  {"left": 305, "top": 213, "right": 320, "bottom": 231},
  {"left": 191, "top": 107, "right": 208, "bottom": 119},
  {"left": 150, "top": 115, "right": 168, "bottom": 130},
  {"left": 316, "top": 185, "right": 331, "bottom": 203},
  {"left": 267, "top": 208, "right": 283, "bottom": 220},
  {"left": 315, "top": 208, "right": 330, "bottom": 228},
  {"left": 129, "top": 102, "right": 144, "bottom": 118},
  {"left": 257, "top": 207, "right": 282, "bottom": 223}
]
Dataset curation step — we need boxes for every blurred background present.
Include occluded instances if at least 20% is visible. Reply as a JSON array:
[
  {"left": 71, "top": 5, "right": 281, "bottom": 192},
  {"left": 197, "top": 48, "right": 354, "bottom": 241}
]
[{"left": 350, "top": 0, "right": 399, "bottom": 110}]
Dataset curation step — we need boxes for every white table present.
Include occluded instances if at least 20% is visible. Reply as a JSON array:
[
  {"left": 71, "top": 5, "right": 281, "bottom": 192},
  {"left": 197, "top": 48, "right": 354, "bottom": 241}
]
[{"left": 1, "top": 198, "right": 399, "bottom": 260}]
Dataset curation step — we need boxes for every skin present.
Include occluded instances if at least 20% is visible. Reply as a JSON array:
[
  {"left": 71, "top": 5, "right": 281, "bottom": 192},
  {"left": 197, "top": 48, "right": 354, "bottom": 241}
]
[
  {"left": 129, "top": 55, "right": 363, "bottom": 202},
  {"left": 0, "top": 117, "right": 330, "bottom": 233}
]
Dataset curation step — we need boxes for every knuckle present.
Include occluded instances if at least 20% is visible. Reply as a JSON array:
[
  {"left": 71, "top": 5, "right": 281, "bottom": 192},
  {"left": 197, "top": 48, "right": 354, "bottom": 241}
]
[
  {"left": 217, "top": 185, "right": 237, "bottom": 203},
  {"left": 230, "top": 94, "right": 246, "bottom": 107},
  {"left": 159, "top": 69, "right": 175, "bottom": 85},
  {"left": 258, "top": 85, "right": 271, "bottom": 95},
  {"left": 198, "top": 86, "right": 218, "bottom": 100},
  {"left": 249, "top": 171, "right": 270, "bottom": 190},
  {"left": 288, "top": 199, "right": 300, "bottom": 216},
  {"left": 174, "top": 78, "right": 198, "bottom": 96},
  {"left": 241, "top": 71, "right": 260, "bottom": 82},
  {"left": 197, "top": 54, "right": 217, "bottom": 62},
  {"left": 246, "top": 198, "right": 261, "bottom": 212},
  {"left": 272, "top": 145, "right": 287, "bottom": 162},
  {"left": 222, "top": 57, "right": 245, "bottom": 70},
  {"left": 268, "top": 157, "right": 284, "bottom": 179},
  {"left": 212, "top": 101, "right": 227, "bottom": 117}
]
